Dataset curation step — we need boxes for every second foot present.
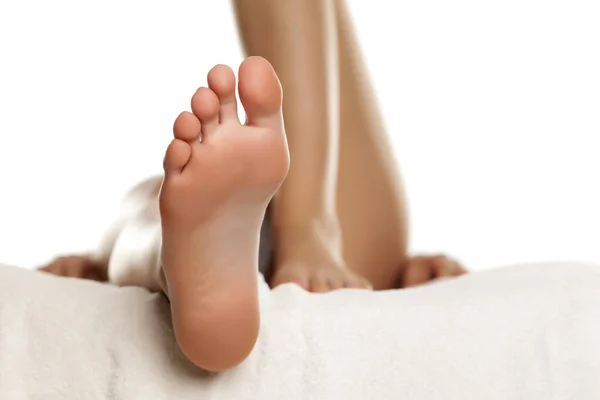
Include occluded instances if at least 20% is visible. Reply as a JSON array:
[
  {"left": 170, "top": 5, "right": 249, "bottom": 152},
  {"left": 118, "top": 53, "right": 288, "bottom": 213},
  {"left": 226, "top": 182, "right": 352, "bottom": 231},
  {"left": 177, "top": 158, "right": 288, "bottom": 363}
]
[{"left": 271, "top": 262, "right": 372, "bottom": 292}]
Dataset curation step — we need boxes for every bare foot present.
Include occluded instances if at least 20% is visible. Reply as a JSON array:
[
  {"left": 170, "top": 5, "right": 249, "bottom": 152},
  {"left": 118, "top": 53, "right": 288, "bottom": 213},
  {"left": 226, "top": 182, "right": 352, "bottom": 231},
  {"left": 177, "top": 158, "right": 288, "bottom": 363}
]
[
  {"left": 271, "top": 259, "right": 372, "bottom": 292},
  {"left": 159, "top": 57, "right": 289, "bottom": 372},
  {"left": 38, "top": 255, "right": 108, "bottom": 282},
  {"left": 269, "top": 226, "right": 371, "bottom": 292},
  {"left": 400, "top": 254, "right": 467, "bottom": 288}
]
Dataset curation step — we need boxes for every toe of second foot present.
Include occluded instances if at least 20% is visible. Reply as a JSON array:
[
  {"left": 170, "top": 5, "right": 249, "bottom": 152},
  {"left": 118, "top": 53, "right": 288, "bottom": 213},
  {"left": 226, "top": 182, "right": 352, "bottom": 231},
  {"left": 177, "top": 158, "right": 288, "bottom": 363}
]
[{"left": 271, "top": 266, "right": 372, "bottom": 293}]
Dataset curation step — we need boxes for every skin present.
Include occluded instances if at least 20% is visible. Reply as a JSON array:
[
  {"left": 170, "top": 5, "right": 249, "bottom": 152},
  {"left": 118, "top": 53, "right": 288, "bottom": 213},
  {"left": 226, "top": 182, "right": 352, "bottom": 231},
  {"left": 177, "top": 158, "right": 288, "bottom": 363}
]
[
  {"left": 38, "top": 57, "right": 466, "bottom": 373},
  {"left": 232, "top": 0, "right": 468, "bottom": 290},
  {"left": 39, "top": 0, "right": 468, "bottom": 291},
  {"left": 158, "top": 58, "right": 289, "bottom": 371},
  {"left": 232, "top": 0, "right": 366, "bottom": 292},
  {"left": 35, "top": 0, "right": 472, "bottom": 371}
]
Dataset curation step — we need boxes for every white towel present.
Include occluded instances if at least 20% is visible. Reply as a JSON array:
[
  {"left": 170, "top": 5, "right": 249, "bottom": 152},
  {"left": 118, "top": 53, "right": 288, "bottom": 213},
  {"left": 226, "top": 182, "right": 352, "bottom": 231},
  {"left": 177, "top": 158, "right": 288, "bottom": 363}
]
[{"left": 0, "top": 261, "right": 599, "bottom": 399}]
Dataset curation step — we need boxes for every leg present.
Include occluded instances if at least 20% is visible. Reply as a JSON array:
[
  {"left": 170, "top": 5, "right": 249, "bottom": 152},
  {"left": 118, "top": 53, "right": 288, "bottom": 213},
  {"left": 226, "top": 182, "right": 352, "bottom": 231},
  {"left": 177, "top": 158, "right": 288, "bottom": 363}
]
[
  {"left": 333, "top": 0, "right": 465, "bottom": 289},
  {"left": 159, "top": 57, "right": 289, "bottom": 371},
  {"left": 331, "top": 0, "right": 407, "bottom": 289},
  {"left": 232, "top": 0, "right": 465, "bottom": 292},
  {"left": 233, "top": 0, "right": 375, "bottom": 292}
]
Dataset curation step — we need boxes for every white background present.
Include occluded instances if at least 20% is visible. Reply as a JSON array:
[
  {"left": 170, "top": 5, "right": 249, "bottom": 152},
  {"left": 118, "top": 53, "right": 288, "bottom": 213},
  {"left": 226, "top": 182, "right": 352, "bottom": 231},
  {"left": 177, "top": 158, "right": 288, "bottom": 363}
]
[{"left": 0, "top": 0, "right": 598, "bottom": 271}]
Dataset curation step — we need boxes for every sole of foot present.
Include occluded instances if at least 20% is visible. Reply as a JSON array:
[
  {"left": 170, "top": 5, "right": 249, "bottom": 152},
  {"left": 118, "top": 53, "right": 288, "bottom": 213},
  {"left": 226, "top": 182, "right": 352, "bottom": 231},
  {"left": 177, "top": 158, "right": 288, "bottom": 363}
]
[{"left": 159, "top": 56, "right": 289, "bottom": 372}]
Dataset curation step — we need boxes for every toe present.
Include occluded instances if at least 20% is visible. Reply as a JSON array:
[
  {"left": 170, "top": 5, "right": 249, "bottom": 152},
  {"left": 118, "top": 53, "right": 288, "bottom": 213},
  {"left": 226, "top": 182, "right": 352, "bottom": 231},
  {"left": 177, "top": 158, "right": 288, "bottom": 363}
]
[
  {"left": 237, "top": 56, "right": 284, "bottom": 131},
  {"left": 163, "top": 139, "right": 192, "bottom": 174},
  {"left": 287, "top": 276, "right": 310, "bottom": 291},
  {"left": 173, "top": 112, "right": 201, "bottom": 142},
  {"left": 402, "top": 256, "right": 434, "bottom": 288},
  {"left": 430, "top": 255, "right": 463, "bottom": 277},
  {"left": 347, "top": 277, "right": 372, "bottom": 290},
  {"left": 310, "top": 276, "right": 331, "bottom": 293},
  {"left": 207, "top": 64, "right": 239, "bottom": 124},
  {"left": 446, "top": 257, "right": 468, "bottom": 275},
  {"left": 191, "top": 87, "right": 220, "bottom": 138},
  {"left": 453, "top": 261, "right": 468, "bottom": 275},
  {"left": 271, "top": 267, "right": 310, "bottom": 291},
  {"left": 328, "top": 276, "right": 345, "bottom": 291}
]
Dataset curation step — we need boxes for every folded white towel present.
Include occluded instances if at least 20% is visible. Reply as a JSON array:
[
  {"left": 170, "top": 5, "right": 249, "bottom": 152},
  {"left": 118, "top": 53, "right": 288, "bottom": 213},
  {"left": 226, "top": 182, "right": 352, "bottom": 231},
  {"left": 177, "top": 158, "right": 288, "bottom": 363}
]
[{"left": 0, "top": 261, "right": 598, "bottom": 399}]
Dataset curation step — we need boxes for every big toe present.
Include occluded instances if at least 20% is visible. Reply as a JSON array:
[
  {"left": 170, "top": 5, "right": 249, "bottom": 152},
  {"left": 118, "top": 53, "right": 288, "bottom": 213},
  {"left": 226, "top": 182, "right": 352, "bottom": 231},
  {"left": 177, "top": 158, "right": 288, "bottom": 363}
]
[
  {"left": 271, "top": 268, "right": 310, "bottom": 291},
  {"left": 329, "top": 271, "right": 373, "bottom": 291},
  {"left": 347, "top": 276, "right": 373, "bottom": 290},
  {"left": 238, "top": 56, "right": 283, "bottom": 129}
]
